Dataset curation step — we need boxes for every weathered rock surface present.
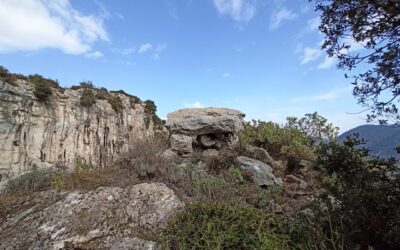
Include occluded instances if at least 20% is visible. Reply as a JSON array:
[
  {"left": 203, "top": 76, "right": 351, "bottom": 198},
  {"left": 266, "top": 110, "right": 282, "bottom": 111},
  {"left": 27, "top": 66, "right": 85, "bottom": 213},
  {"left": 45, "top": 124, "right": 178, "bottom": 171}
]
[
  {"left": 170, "top": 134, "right": 193, "bottom": 156},
  {"left": 0, "top": 80, "right": 157, "bottom": 182},
  {"left": 166, "top": 108, "right": 245, "bottom": 157},
  {"left": 236, "top": 156, "right": 283, "bottom": 187},
  {"left": 245, "top": 145, "right": 281, "bottom": 169},
  {"left": 0, "top": 183, "right": 183, "bottom": 249},
  {"left": 166, "top": 108, "right": 245, "bottom": 135}
]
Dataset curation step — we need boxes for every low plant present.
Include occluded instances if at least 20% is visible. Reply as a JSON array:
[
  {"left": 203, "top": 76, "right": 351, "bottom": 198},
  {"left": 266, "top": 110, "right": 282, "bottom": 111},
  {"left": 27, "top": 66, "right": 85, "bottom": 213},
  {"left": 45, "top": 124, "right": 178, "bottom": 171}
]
[
  {"left": 108, "top": 95, "right": 124, "bottom": 112},
  {"left": 5, "top": 165, "right": 52, "bottom": 193},
  {"left": 228, "top": 165, "right": 244, "bottom": 183},
  {"left": 80, "top": 88, "right": 96, "bottom": 107},
  {"left": 160, "top": 202, "right": 289, "bottom": 249}
]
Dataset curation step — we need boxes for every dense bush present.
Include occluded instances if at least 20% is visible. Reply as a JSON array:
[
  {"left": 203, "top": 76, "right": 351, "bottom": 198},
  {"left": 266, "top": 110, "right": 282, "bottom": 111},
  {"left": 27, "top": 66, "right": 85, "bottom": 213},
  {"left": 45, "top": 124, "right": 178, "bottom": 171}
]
[
  {"left": 5, "top": 166, "right": 52, "bottom": 193},
  {"left": 290, "top": 136, "right": 400, "bottom": 250},
  {"left": 80, "top": 88, "right": 96, "bottom": 107},
  {"left": 108, "top": 95, "right": 124, "bottom": 112},
  {"left": 28, "top": 74, "right": 61, "bottom": 102},
  {"left": 95, "top": 87, "right": 110, "bottom": 100},
  {"left": 161, "top": 202, "right": 289, "bottom": 249},
  {"left": 239, "top": 120, "right": 314, "bottom": 161},
  {"left": 0, "top": 66, "right": 25, "bottom": 85},
  {"left": 286, "top": 112, "right": 339, "bottom": 143}
]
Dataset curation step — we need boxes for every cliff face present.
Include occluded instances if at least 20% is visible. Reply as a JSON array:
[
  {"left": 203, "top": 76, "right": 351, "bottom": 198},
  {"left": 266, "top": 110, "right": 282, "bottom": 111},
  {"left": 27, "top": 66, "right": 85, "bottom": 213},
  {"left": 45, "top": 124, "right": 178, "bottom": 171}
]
[{"left": 0, "top": 79, "right": 157, "bottom": 182}]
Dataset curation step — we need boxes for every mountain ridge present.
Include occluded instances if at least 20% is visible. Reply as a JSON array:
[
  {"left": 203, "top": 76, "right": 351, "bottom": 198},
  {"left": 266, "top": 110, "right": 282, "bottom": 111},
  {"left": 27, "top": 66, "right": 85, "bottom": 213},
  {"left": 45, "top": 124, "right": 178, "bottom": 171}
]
[{"left": 338, "top": 124, "right": 400, "bottom": 159}]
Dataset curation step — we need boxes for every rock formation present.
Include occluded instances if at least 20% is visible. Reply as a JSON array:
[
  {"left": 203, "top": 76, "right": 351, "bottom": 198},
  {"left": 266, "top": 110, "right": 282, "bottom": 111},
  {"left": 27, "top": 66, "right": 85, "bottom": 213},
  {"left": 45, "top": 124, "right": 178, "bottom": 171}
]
[
  {"left": 0, "top": 183, "right": 183, "bottom": 249},
  {"left": 165, "top": 108, "right": 245, "bottom": 157},
  {"left": 236, "top": 156, "right": 283, "bottom": 187},
  {"left": 0, "top": 79, "right": 159, "bottom": 182}
]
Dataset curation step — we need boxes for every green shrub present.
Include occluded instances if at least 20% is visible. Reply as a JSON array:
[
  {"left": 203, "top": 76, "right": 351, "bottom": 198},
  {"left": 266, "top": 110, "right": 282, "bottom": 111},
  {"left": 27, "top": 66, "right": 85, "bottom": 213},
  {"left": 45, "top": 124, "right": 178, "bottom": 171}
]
[
  {"left": 0, "top": 66, "right": 25, "bottom": 85},
  {"left": 161, "top": 202, "right": 289, "bottom": 249},
  {"left": 28, "top": 74, "right": 62, "bottom": 102},
  {"left": 291, "top": 135, "right": 400, "bottom": 250},
  {"left": 228, "top": 165, "right": 244, "bottom": 183},
  {"left": 286, "top": 112, "right": 339, "bottom": 143},
  {"left": 95, "top": 87, "right": 110, "bottom": 100},
  {"left": 79, "top": 81, "right": 94, "bottom": 89},
  {"left": 239, "top": 120, "right": 314, "bottom": 161},
  {"left": 51, "top": 172, "right": 65, "bottom": 191},
  {"left": 80, "top": 88, "right": 96, "bottom": 107},
  {"left": 144, "top": 100, "right": 157, "bottom": 115},
  {"left": 32, "top": 81, "right": 53, "bottom": 102},
  {"left": 108, "top": 95, "right": 124, "bottom": 112},
  {"left": 5, "top": 166, "right": 52, "bottom": 193}
]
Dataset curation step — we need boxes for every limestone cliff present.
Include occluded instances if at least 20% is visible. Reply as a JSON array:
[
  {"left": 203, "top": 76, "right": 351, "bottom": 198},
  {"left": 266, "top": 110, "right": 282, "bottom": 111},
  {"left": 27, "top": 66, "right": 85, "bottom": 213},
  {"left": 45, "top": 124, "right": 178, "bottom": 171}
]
[{"left": 0, "top": 78, "right": 160, "bottom": 182}]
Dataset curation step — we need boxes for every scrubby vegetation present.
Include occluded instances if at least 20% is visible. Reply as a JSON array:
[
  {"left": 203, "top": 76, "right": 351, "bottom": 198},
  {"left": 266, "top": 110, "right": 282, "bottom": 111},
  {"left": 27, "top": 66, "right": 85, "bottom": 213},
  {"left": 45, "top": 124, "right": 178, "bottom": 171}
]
[
  {"left": 4, "top": 165, "right": 53, "bottom": 193},
  {"left": 2, "top": 76, "right": 399, "bottom": 250},
  {"left": 292, "top": 136, "right": 400, "bottom": 250},
  {"left": 79, "top": 87, "right": 96, "bottom": 107},
  {"left": 239, "top": 120, "right": 315, "bottom": 161},
  {"left": 161, "top": 202, "right": 289, "bottom": 249}
]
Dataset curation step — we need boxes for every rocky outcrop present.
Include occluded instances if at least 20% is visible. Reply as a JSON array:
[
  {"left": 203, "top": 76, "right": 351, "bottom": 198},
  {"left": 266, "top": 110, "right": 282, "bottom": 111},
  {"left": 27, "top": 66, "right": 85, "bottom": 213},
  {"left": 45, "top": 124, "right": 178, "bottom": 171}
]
[
  {"left": 166, "top": 108, "right": 245, "bottom": 156},
  {"left": 0, "top": 80, "right": 157, "bottom": 182},
  {"left": 244, "top": 145, "right": 281, "bottom": 169},
  {"left": 236, "top": 156, "right": 283, "bottom": 187},
  {"left": 0, "top": 183, "right": 184, "bottom": 249}
]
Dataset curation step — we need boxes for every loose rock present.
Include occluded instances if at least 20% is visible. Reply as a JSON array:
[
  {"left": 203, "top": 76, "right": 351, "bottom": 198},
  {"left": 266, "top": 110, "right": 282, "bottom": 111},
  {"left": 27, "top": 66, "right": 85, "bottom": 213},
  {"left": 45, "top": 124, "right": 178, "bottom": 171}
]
[{"left": 237, "top": 156, "right": 283, "bottom": 187}]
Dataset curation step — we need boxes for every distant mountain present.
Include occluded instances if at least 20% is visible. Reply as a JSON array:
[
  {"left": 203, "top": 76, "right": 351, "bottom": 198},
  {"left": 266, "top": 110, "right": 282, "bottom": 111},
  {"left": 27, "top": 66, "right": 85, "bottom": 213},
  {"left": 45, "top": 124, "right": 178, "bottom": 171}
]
[{"left": 338, "top": 125, "right": 400, "bottom": 159}]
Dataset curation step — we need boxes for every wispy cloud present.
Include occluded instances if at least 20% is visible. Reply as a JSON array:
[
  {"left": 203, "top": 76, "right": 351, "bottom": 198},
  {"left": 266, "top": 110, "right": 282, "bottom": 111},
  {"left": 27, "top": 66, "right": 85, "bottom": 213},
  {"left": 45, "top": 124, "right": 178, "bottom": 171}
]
[
  {"left": 291, "top": 86, "right": 352, "bottom": 103},
  {"left": 85, "top": 50, "right": 104, "bottom": 59},
  {"left": 138, "top": 43, "right": 153, "bottom": 54},
  {"left": 184, "top": 101, "right": 204, "bottom": 108},
  {"left": 317, "top": 55, "right": 336, "bottom": 69},
  {"left": 212, "top": 0, "right": 256, "bottom": 22},
  {"left": 122, "top": 43, "right": 166, "bottom": 59},
  {"left": 307, "top": 16, "right": 320, "bottom": 31},
  {"left": 300, "top": 47, "right": 322, "bottom": 64},
  {"left": 269, "top": 7, "right": 297, "bottom": 30},
  {"left": 0, "top": 0, "right": 108, "bottom": 55},
  {"left": 223, "top": 72, "right": 231, "bottom": 77}
]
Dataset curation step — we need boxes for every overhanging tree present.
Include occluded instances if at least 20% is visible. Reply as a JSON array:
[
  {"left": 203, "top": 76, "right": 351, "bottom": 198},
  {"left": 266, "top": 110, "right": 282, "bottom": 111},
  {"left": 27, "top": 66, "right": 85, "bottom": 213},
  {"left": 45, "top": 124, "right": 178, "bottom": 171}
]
[{"left": 313, "top": 0, "right": 400, "bottom": 124}]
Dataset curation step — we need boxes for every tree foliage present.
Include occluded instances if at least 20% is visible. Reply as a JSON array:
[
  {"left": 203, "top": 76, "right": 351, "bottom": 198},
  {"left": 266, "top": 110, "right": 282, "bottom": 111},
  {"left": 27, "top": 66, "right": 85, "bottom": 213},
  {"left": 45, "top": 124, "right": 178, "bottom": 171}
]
[
  {"left": 286, "top": 112, "right": 339, "bottom": 143},
  {"left": 301, "top": 135, "right": 400, "bottom": 249},
  {"left": 314, "top": 0, "right": 400, "bottom": 124}
]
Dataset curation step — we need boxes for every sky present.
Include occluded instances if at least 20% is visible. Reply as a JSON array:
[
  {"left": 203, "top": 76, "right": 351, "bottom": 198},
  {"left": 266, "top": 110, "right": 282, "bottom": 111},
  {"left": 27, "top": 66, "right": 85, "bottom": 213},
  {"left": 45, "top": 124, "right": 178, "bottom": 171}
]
[{"left": 0, "top": 0, "right": 372, "bottom": 132}]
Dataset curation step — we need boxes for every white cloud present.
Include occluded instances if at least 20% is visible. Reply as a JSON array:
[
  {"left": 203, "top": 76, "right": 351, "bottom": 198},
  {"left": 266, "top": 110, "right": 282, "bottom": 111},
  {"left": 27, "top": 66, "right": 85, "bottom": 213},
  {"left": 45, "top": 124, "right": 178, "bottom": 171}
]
[
  {"left": 0, "top": 0, "right": 109, "bottom": 55},
  {"left": 269, "top": 7, "right": 297, "bottom": 30},
  {"left": 300, "top": 48, "right": 322, "bottom": 64},
  {"left": 307, "top": 16, "right": 320, "bottom": 31},
  {"left": 291, "top": 86, "right": 352, "bottom": 103},
  {"left": 138, "top": 43, "right": 153, "bottom": 54},
  {"left": 121, "top": 46, "right": 137, "bottom": 55},
  {"left": 317, "top": 55, "right": 336, "bottom": 69},
  {"left": 85, "top": 50, "right": 103, "bottom": 59},
  {"left": 184, "top": 101, "right": 204, "bottom": 108},
  {"left": 212, "top": 0, "right": 256, "bottom": 22},
  {"left": 223, "top": 72, "right": 231, "bottom": 77},
  {"left": 121, "top": 43, "right": 166, "bottom": 59}
]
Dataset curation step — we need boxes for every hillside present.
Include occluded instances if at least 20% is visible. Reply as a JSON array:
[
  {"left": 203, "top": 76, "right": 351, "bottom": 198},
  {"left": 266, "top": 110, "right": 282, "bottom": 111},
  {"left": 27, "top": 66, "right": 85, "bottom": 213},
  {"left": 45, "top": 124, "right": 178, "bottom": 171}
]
[{"left": 338, "top": 125, "right": 400, "bottom": 159}]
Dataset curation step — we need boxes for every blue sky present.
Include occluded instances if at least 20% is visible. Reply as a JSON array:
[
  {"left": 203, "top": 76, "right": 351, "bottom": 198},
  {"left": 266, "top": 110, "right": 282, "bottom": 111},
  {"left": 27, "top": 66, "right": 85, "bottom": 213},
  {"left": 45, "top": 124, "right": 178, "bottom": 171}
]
[{"left": 0, "top": 0, "right": 370, "bottom": 132}]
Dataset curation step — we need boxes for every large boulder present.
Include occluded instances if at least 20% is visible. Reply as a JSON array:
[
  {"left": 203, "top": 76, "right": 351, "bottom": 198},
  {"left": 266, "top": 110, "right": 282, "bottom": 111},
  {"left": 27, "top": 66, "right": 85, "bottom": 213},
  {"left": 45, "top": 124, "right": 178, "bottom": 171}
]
[
  {"left": 170, "top": 134, "right": 193, "bottom": 156},
  {"left": 237, "top": 156, "right": 283, "bottom": 187},
  {"left": 166, "top": 108, "right": 245, "bottom": 135},
  {"left": 0, "top": 183, "right": 184, "bottom": 249}
]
